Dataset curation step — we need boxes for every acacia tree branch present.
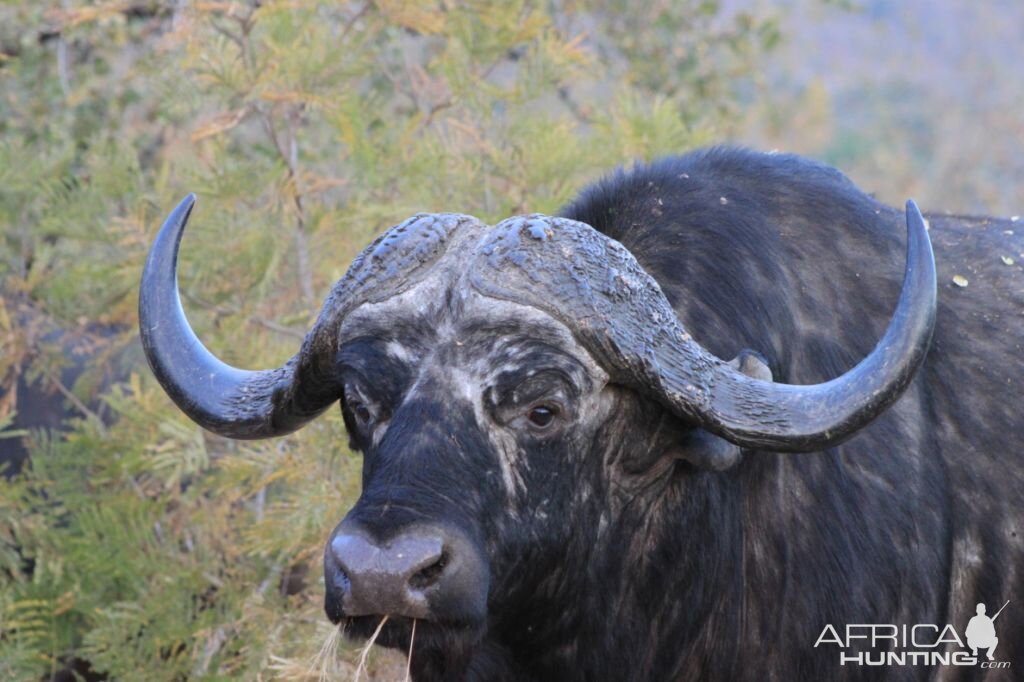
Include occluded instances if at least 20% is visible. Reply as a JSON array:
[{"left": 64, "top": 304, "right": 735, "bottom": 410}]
[
  {"left": 209, "top": 19, "right": 244, "bottom": 52},
  {"left": 43, "top": 369, "right": 107, "bottom": 435},
  {"left": 286, "top": 110, "right": 314, "bottom": 306},
  {"left": 256, "top": 104, "right": 314, "bottom": 307},
  {"left": 220, "top": 3, "right": 313, "bottom": 309},
  {"left": 340, "top": 2, "right": 370, "bottom": 40}
]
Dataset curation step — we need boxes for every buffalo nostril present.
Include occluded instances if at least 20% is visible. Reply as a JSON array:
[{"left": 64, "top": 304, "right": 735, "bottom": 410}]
[
  {"left": 326, "top": 523, "right": 488, "bottom": 621},
  {"left": 332, "top": 563, "right": 351, "bottom": 593},
  {"left": 409, "top": 550, "right": 448, "bottom": 589}
]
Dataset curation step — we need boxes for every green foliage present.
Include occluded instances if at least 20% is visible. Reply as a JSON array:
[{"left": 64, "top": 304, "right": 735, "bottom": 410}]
[{"left": 0, "top": 1, "right": 780, "bottom": 678}]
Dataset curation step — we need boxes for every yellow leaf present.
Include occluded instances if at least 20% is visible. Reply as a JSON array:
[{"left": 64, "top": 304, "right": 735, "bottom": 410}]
[
  {"left": 191, "top": 108, "right": 249, "bottom": 142},
  {"left": 952, "top": 275, "right": 969, "bottom": 287},
  {"left": 563, "top": 31, "right": 590, "bottom": 61},
  {"left": 377, "top": 0, "right": 446, "bottom": 34},
  {"left": 302, "top": 173, "right": 350, "bottom": 195},
  {"left": 50, "top": 2, "right": 145, "bottom": 29},
  {"left": 1000, "top": 255, "right": 1015, "bottom": 266},
  {"left": 193, "top": 1, "right": 238, "bottom": 13},
  {"left": 260, "top": 90, "right": 307, "bottom": 103},
  {"left": 53, "top": 591, "right": 76, "bottom": 616}
]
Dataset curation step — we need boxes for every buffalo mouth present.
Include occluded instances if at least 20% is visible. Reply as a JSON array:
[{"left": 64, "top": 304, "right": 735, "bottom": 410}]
[
  {"left": 332, "top": 612, "right": 488, "bottom": 678},
  {"left": 337, "top": 612, "right": 486, "bottom": 649}
]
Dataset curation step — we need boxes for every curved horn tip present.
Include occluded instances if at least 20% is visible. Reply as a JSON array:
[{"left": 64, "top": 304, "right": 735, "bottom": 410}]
[
  {"left": 905, "top": 199, "right": 926, "bottom": 231},
  {"left": 168, "top": 193, "right": 197, "bottom": 232},
  {"left": 139, "top": 193, "right": 341, "bottom": 440},
  {"left": 147, "top": 193, "right": 198, "bottom": 261},
  {"left": 902, "top": 198, "right": 937, "bottom": 297},
  {"left": 685, "top": 197, "right": 937, "bottom": 453}
]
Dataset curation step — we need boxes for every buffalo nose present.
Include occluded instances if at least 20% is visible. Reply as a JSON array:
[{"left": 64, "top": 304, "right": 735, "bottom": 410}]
[{"left": 326, "top": 526, "right": 453, "bottom": 619}]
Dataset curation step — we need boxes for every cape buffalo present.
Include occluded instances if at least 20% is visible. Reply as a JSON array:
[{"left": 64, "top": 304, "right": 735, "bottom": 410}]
[{"left": 139, "top": 147, "right": 1023, "bottom": 680}]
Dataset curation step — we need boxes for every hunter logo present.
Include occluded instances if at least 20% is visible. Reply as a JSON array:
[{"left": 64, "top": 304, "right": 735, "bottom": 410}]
[
  {"left": 966, "top": 601, "right": 1008, "bottom": 660},
  {"left": 814, "top": 601, "right": 1012, "bottom": 669}
]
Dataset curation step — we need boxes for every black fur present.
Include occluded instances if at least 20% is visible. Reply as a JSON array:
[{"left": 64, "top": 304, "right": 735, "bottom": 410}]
[{"left": 334, "top": 148, "right": 1023, "bottom": 680}]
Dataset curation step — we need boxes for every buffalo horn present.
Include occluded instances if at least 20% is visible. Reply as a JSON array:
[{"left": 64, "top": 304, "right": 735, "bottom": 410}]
[
  {"left": 138, "top": 195, "right": 474, "bottom": 438},
  {"left": 469, "top": 200, "right": 936, "bottom": 453}
]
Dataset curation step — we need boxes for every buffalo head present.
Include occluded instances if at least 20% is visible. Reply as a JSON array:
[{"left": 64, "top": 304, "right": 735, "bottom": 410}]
[{"left": 139, "top": 195, "right": 935, "bottom": 676}]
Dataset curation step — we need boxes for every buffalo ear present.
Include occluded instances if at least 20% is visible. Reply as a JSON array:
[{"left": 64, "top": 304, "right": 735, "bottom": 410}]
[
  {"left": 666, "top": 350, "right": 773, "bottom": 470},
  {"left": 727, "top": 348, "right": 773, "bottom": 382}
]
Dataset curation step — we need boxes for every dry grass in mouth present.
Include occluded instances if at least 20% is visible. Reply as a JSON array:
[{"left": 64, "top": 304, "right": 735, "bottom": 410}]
[
  {"left": 306, "top": 621, "right": 345, "bottom": 682},
  {"left": 299, "top": 616, "right": 410, "bottom": 681},
  {"left": 353, "top": 615, "right": 389, "bottom": 681},
  {"left": 404, "top": 619, "right": 417, "bottom": 682}
]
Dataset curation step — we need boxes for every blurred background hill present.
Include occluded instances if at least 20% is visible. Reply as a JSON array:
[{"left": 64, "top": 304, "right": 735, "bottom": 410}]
[
  {"left": 737, "top": 0, "right": 1024, "bottom": 215},
  {"left": 0, "top": 1, "right": 1020, "bottom": 679}
]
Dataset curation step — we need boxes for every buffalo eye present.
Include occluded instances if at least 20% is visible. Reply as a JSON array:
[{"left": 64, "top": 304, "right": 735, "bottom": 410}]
[
  {"left": 527, "top": 404, "right": 558, "bottom": 428},
  {"left": 348, "top": 399, "right": 373, "bottom": 426}
]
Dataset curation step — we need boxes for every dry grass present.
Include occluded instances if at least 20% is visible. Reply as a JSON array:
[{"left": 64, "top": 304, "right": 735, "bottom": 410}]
[
  {"left": 404, "top": 620, "right": 417, "bottom": 682},
  {"left": 269, "top": 617, "right": 411, "bottom": 681},
  {"left": 308, "top": 623, "right": 346, "bottom": 682},
  {"left": 354, "top": 616, "right": 389, "bottom": 681}
]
